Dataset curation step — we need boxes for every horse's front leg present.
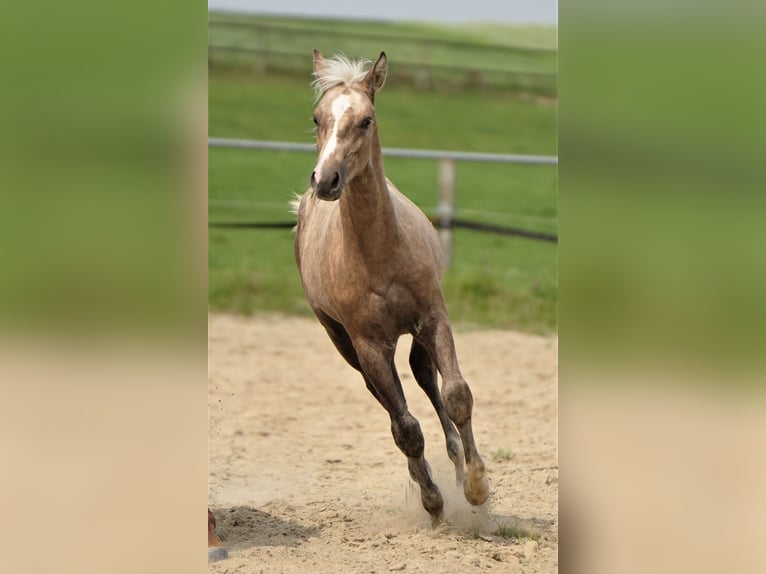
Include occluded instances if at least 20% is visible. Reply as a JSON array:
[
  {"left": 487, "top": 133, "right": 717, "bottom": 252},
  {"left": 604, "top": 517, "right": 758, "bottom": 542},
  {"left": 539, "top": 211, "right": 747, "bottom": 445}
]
[
  {"left": 422, "top": 312, "right": 490, "bottom": 507},
  {"left": 354, "top": 337, "right": 444, "bottom": 525}
]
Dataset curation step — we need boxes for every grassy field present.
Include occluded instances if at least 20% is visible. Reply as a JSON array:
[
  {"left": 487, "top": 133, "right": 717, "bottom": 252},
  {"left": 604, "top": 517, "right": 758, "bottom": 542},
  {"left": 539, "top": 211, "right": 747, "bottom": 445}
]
[
  {"left": 209, "top": 17, "right": 557, "bottom": 333},
  {"left": 209, "top": 13, "right": 558, "bottom": 51},
  {"left": 209, "top": 13, "right": 557, "bottom": 95}
]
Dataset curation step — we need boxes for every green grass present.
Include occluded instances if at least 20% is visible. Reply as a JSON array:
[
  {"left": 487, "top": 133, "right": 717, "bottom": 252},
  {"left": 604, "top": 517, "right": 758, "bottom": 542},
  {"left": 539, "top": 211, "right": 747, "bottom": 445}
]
[
  {"left": 495, "top": 521, "right": 542, "bottom": 541},
  {"left": 209, "top": 14, "right": 557, "bottom": 95},
  {"left": 209, "top": 13, "right": 557, "bottom": 52},
  {"left": 491, "top": 448, "right": 515, "bottom": 462},
  {"left": 208, "top": 20, "right": 557, "bottom": 333},
  {"left": 209, "top": 72, "right": 556, "bottom": 153}
]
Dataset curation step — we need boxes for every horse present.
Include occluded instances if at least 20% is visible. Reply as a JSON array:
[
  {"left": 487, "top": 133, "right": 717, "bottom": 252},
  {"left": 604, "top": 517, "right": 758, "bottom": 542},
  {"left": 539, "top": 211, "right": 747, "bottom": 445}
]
[{"left": 293, "top": 50, "right": 489, "bottom": 525}]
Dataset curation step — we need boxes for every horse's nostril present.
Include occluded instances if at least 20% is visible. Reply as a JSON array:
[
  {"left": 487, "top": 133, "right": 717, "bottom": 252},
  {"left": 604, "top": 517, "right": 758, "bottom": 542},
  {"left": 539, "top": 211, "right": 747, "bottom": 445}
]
[{"left": 330, "top": 172, "right": 340, "bottom": 189}]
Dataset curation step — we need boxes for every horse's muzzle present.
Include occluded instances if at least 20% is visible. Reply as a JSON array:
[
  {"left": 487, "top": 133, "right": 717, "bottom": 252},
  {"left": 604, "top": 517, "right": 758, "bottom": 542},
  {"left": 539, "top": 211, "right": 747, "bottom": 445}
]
[{"left": 311, "top": 169, "right": 343, "bottom": 201}]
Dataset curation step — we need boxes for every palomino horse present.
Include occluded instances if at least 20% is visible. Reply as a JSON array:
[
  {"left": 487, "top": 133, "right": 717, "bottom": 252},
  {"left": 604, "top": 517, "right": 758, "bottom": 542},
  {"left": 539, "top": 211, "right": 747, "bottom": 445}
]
[{"left": 293, "top": 50, "right": 490, "bottom": 525}]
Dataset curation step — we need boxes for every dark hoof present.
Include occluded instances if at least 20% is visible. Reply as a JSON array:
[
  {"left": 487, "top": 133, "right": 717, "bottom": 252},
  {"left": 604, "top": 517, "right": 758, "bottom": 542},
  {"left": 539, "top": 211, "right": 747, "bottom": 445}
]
[
  {"left": 422, "top": 487, "right": 444, "bottom": 526},
  {"left": 430, "top": 512, "right": 444, "bottom": 528},
  {"left": 208, "top": 546, "right": 229, "bottom": 563}
]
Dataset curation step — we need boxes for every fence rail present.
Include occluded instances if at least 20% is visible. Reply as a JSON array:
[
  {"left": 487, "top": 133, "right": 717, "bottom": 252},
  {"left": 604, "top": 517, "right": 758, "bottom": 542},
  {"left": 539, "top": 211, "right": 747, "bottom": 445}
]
[
  {"left": 209, "top": 44, "right": 557, "bottom": 79},
  {"left": 208, "top": 137, "right": 557, "bottom": 165},
  {"left": 209, "top": 138, "right": 557, "bottom": 267}
]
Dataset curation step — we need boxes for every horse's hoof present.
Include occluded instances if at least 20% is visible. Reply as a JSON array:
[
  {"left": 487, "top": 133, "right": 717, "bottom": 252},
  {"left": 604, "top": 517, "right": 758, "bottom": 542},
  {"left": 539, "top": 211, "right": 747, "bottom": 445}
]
[
  {"left": 208, "top": 546, "right": 229, "bottom": 563},
  {"left": 464, "top": 475, "right": 490, "bottom": 506},
  {"left": 430, "top": 509, "right": 445, "bottom": 528}
]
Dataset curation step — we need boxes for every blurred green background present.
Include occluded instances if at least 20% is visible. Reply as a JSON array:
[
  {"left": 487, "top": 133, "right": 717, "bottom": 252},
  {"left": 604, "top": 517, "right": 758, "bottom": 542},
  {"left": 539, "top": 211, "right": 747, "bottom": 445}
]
[{"left": 208, "top": 14, "right": 558, "bottom": 333}]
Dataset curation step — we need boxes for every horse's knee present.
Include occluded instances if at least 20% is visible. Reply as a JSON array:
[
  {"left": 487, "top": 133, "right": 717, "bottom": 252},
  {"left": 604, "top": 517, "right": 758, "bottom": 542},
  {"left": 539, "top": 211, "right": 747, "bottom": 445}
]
[
  {"left": 391, "top": 412, "right": 424, "bottom": 458},
  {"left": 443, "top": 378, "right": 473, "bottom": 426}
]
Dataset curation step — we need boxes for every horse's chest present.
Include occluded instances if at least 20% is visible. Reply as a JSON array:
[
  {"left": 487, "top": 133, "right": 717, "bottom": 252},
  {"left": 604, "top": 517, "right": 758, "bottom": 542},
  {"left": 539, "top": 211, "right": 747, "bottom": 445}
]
[
  {"left": 299, "top": 224, "right": 437, "bottom": 332},
  {"left": 335, "top": 276, "right": 424, "bottom": 329}
]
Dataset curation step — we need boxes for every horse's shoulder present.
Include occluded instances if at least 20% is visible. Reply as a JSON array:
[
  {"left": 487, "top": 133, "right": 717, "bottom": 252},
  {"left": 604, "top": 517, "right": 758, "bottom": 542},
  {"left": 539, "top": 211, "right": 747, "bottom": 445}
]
[{"left": 386, "top": 179, "right": 418, "bottom": 212}]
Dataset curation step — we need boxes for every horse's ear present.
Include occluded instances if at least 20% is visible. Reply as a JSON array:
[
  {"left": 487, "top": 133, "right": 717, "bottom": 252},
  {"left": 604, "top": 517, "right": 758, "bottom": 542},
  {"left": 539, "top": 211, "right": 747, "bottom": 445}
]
[
  {"left": 363, "top": 51, "right": 388, "bottom": 96},
  {"left": 313, "top": 49, "right": 326, "bottom": 75}
]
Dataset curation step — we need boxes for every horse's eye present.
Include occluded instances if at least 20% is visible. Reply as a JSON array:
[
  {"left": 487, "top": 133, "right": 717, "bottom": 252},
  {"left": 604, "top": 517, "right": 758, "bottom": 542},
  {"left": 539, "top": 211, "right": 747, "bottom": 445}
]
[
  {"left": 360, "top": 117, "right": 373, "bottom": 130},
  {"left": 312, "top": 114, "right": 320, "bottom": 127}
]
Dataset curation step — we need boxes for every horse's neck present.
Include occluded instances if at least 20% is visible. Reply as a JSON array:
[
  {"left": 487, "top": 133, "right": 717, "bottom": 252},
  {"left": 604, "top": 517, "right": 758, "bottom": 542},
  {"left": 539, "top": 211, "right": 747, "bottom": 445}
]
[{"left": 338, "top": 150, "right": 399, "bottom": 265}]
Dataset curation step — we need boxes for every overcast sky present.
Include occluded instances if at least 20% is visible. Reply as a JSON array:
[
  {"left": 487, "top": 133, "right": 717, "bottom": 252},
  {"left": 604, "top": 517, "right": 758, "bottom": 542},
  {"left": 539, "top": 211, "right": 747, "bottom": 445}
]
[{"left": 208, "top": 0, "right": 557, "bottom": 24}]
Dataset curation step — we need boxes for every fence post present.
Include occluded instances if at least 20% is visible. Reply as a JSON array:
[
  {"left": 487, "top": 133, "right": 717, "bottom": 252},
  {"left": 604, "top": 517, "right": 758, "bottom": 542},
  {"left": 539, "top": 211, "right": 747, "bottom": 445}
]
[
  {"left": 438, "top": 158, "right": 456, "bottom": 269},
  {"left": 255, "top": 23, "right": 268, "bottom": 74},
  {"left": 415, "top": 39, "right": 432, "bottom": 90}
]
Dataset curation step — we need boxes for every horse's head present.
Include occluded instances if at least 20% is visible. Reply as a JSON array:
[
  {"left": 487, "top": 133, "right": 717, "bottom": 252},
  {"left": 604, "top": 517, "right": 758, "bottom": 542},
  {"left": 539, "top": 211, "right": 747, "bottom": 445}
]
[{"left": 309, "top": 50, "right": 388, "bottom": 201}]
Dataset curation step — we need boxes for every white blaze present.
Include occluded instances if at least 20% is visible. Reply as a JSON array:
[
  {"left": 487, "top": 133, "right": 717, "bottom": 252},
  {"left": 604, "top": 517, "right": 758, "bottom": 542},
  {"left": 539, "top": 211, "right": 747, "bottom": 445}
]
[{"left": 314, "top": 94, "right": 351, "bottom": 182}]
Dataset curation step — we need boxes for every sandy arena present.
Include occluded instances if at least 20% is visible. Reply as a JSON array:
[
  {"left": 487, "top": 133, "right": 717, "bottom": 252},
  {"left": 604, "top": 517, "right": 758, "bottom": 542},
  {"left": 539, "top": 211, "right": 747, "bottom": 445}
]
[{"left": 209, "top": 313, "right": 557, "bottom": 573}]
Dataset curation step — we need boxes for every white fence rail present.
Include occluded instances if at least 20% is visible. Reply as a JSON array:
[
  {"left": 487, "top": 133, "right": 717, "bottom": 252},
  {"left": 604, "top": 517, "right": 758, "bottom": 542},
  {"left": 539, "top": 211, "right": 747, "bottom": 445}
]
[
  {"left": 209, "top": 138, "right": 557, "bottom": 267},
  {"left": 208, "top": 137, "right": 557, "bottom": 165}
]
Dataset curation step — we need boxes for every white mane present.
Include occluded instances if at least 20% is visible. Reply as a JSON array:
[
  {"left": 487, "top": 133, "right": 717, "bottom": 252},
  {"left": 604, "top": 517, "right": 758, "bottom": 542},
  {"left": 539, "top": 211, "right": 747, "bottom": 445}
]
[{"left": 311, "top": 54, "right": 371, "bottom": 101}]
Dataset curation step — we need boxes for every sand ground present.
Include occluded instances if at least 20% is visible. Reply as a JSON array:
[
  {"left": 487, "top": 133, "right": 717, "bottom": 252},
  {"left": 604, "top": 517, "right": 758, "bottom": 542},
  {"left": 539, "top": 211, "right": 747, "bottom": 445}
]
[{"left": 209, "top": 313, "right": 557, "bottom": 573}]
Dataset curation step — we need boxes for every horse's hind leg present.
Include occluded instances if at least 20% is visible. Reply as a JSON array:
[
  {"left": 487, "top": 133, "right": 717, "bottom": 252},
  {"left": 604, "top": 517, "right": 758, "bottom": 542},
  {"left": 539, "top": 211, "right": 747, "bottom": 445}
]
[
  {"left": 422, "top": 312, "right": 489, "bottom": 507},
  {"left": 355, "top": 338, "right": 444, "bottom": 525},
  {"left": 409, "top": 338, "right": 465, "bottom": 487}
]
